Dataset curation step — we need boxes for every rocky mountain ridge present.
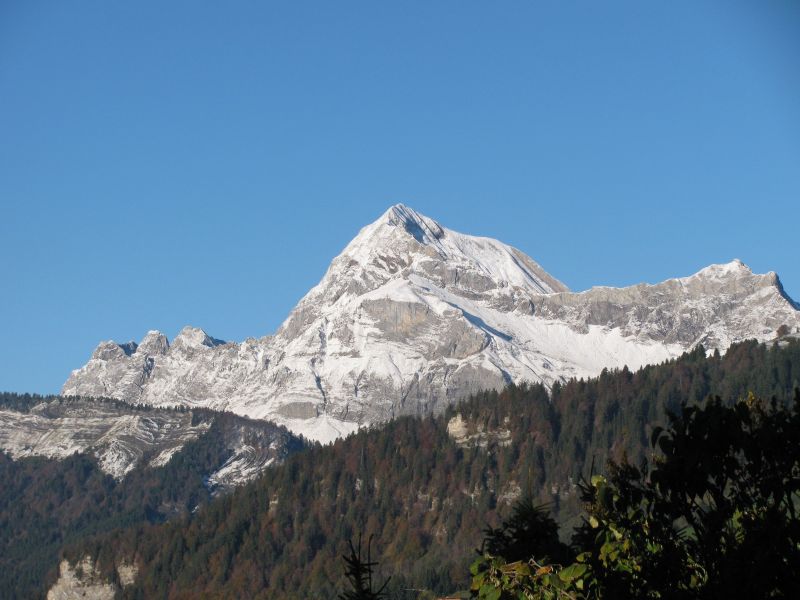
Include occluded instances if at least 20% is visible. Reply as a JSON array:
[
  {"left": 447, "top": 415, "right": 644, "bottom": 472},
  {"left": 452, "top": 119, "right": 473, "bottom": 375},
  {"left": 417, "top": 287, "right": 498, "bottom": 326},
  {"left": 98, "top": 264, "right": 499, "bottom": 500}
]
[
  {"left": 0, "top": 395, "right": 301, "bottom": 490},
  {"left": 63, "top": 204, "right": 800, "bottom": 441}
]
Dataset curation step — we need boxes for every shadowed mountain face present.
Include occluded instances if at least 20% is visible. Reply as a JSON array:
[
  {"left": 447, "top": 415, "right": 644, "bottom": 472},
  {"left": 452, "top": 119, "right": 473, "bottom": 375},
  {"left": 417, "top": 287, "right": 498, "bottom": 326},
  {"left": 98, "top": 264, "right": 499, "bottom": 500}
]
[{"left": 62, "top": 205, "right": 800, "bottom": 441}]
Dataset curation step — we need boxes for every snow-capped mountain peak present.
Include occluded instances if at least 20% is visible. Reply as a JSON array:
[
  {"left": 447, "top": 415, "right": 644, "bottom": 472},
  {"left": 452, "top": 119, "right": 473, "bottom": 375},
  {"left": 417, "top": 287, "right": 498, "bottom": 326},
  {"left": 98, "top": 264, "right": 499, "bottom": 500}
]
[
  {"left": 91, "top": 340, "right": 136, "bottom": 361},
  {"left": 138, "top": 330, "right": 169, "bottom": 355},
  {"left": 63, "top": 205, "right": 800, "bottom": 442},
  {"left": 686, "top": 259, "right": 751, "bottom": 280},
  {"left": 172, "top": 326, "right": 226, "bottom": 350},
  {"left": 379, "top": 203, "right": 445, "bottom": 246},
  {"left": 309, "top": 204, "right": 567, "bottom": 304}
]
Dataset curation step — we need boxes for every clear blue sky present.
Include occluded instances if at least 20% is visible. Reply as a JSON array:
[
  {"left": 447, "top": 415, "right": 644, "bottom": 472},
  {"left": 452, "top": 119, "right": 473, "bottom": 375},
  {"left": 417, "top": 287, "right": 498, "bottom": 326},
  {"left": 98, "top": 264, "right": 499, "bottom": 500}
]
[{"left": 2, "top": 1, "right": 799, "bottom": 394}]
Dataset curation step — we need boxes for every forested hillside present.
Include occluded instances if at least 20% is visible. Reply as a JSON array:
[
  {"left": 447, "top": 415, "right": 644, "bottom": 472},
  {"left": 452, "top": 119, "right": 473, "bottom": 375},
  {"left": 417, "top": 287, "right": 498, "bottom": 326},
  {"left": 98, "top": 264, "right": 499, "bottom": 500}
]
[
  {"left": 63, "top": 339, "right": 800, "bottom": 599},
  {"left": 0, "top": 397, "right": 304, "bottom": 599}
]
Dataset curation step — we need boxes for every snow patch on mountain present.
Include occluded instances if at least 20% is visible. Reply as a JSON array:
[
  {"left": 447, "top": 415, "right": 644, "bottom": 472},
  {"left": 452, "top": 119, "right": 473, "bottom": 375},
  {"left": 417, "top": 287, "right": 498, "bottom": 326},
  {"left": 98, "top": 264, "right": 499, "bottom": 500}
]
[
  {"left": 62, "top": 205, "right": 800, "bottom": 442},
  {"left": 0, "top": 402, "right": 211, "bottom": 479},
  {"left": 0, "top": 398, "right": 303, "bottom": 486}
]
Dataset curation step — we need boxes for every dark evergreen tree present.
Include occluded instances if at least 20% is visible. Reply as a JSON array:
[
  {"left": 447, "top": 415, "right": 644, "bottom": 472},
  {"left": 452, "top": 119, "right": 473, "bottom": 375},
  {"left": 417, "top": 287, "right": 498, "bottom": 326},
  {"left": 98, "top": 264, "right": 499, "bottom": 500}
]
[
  {"left": 339, "top": 535, "right": 390, "bottom": 600},
  {"left": 480, "top": 499, "right": 569, "bottom": 565}
]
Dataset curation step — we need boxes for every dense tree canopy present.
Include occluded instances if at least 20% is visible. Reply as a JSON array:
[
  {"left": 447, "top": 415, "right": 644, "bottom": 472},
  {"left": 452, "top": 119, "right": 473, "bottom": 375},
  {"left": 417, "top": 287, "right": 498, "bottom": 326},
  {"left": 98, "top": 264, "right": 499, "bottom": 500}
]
[
  {"left": 59, "top": 339, "right": 800, "bottom": 599},
  {"left": 0, "top": 397, "right": 291, "bottom": 599},
  {"left": 1, "top": 340, "right": 798, "bottom": 597},
  {"left": 470, "top": 391, "right": 800, "bottom": 599}
]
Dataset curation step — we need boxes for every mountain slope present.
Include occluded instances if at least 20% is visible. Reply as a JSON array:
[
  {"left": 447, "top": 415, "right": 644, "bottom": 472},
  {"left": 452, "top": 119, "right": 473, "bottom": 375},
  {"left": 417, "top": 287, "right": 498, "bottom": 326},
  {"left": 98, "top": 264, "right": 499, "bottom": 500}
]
[
  {"left": 0, "top": 394, "right": 303, "bottom": 491},
  {"left": 57, "top": 339, "right": 800, "bottom": 599},
  {"left": 0, "top": 392, "right": 306, "bottom": 600},
  {"left": 62, "top": 205, "right": 800, "bottom": 441}
]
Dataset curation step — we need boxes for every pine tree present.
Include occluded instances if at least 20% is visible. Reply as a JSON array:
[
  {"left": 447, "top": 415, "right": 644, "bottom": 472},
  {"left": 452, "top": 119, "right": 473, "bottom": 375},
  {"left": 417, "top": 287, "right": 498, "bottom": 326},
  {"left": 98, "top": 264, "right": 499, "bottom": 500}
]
[{"left": 339, "top": 534, "right": 390, "bottom": 600}]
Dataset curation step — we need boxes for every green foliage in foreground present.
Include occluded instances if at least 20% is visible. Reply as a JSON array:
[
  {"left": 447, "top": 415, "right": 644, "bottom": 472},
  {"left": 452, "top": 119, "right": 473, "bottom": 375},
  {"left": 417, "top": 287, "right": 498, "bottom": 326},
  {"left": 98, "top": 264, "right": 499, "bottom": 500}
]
[{"left": 470, "top": 392, "right": 800, "bottom": 599}]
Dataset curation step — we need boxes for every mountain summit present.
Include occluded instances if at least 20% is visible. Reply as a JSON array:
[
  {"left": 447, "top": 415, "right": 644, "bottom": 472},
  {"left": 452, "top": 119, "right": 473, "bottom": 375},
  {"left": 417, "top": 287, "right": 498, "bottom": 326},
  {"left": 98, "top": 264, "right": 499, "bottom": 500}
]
[{"left": 63, "top": 205, "right": 800, "bottom": 442}]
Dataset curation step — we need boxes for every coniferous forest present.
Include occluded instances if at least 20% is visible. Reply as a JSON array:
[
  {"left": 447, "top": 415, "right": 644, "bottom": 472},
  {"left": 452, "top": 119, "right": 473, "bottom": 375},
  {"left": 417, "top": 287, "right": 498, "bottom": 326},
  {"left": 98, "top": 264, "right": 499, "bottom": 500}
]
[
  {"left": 5, "top": 1, "right": 800, "bottom": 597},
  {"left": 0, "top": 399, "right": 304, "bottom": 599},
  {"left": 467, "top": 390, "right": 800, "bottom": 599},
  {"left": 22, "top": 338, "right": 790, "bottom": 599}
]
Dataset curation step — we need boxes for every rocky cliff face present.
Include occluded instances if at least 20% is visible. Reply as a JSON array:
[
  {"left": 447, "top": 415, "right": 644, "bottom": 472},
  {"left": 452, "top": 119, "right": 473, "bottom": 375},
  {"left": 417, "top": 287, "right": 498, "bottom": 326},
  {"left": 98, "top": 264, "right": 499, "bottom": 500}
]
[
  {"left": 62, "top": 205, "right": 800, "bottom": 442},
  {"left": 46, "top": 558, "right": 122, "bottom": 600},
  {"left": 0, "top": 397, "right": 300, "bottom": 489}
]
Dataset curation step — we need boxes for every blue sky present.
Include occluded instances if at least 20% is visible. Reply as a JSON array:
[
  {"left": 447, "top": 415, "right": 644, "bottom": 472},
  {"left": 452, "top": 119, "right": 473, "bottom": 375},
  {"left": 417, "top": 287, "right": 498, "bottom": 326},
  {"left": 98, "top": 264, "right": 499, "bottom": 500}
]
[{"left": 2, "top": 1, "right": 799, "bottom": 394}]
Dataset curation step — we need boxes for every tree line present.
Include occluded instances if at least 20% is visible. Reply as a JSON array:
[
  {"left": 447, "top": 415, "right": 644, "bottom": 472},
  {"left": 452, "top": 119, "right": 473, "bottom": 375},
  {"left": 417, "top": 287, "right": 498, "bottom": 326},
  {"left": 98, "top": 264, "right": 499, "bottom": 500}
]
[{"left": 60, "top": 339, "right": 800, "bottom": 598}]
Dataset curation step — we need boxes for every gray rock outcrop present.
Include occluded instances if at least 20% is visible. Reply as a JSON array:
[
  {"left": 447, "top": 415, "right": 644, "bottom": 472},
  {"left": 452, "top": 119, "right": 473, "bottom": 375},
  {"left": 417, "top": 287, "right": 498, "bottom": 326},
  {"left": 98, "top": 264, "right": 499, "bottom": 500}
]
[{"left": 62, "top": 205, "right": 800, "bottom": 442}]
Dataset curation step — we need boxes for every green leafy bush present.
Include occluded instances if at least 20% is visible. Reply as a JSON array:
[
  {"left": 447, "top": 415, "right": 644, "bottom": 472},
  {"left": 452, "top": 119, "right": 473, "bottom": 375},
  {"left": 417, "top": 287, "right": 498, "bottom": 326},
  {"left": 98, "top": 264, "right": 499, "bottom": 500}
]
[{"left": 470, "top": 392, "right": 800, "bottom": 599}]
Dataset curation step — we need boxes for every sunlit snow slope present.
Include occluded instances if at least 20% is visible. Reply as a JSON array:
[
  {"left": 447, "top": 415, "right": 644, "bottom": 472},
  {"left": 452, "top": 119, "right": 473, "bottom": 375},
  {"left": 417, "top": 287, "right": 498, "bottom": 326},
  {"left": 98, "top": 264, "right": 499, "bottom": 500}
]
[{"left": 63, "top": 204, "right": 800, "bottom": 441}]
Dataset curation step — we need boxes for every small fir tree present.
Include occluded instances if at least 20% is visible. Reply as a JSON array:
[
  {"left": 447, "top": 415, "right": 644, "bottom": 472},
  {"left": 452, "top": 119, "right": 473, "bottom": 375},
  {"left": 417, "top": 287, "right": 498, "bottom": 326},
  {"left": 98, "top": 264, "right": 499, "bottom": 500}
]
[{"left": 339, "top": 534, "right": 390, "bottom": 600}]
